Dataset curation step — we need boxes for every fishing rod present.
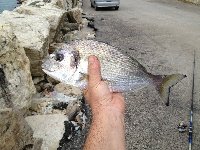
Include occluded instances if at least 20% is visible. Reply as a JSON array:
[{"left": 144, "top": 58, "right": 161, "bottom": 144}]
[{"left": 189, "top": 50, "right": 195, "bottom": 150}]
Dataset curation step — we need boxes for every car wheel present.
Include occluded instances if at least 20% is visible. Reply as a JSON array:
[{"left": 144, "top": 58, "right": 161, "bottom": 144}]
[{"left": 115, "top": 6, "right": 119, "bottom": 10}]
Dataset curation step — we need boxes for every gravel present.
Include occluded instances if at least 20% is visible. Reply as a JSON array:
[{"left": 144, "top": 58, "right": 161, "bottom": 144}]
[{"left": 63, "top": 0, "right": 200, "bottom": 149}]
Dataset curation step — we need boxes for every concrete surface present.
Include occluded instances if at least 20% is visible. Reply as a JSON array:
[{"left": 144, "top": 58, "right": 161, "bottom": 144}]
[{"left": 81, "top": 0, "right": 200, "bottom": 149}]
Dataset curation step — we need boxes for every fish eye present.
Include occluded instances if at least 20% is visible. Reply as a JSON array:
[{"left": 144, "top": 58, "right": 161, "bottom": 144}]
[{"left": 56, "top": 53, "right": 64, "bottom": 62}]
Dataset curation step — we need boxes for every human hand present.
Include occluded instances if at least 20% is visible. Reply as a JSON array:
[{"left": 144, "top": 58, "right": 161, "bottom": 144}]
[{"left": 84, "top": 56, "right": 125, "bottom": 115}]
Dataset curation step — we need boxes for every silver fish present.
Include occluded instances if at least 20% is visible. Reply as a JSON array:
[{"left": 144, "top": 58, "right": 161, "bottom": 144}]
[{"left": 42, "top": 40, "right": 186, "bottom": 101}]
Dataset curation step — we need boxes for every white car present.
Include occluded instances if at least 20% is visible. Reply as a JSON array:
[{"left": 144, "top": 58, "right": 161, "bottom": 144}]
[{"left": 90, "top": 0, "right": 120, "bottom": 11}]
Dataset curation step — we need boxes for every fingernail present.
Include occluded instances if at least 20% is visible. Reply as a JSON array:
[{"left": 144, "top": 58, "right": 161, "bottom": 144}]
[{"left": 89, "top": 56, "right": 95, "bottom": 65}]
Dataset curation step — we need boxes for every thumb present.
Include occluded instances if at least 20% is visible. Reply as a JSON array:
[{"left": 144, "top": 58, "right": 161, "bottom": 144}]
[{"left": 88, "top": 55, "right": 102, "bottom": 87}]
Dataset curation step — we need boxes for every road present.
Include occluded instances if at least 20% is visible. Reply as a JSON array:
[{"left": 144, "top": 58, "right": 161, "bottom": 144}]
[{"left": 81, "top": 0, "right": 200, "bottom": 149}]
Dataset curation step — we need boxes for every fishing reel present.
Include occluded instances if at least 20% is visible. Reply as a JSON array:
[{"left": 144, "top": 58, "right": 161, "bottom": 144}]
[{"left": 177, "top": 121, "right": 187, "bottom": 133}]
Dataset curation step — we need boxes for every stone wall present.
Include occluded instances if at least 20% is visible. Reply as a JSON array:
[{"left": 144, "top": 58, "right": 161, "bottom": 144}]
[
  {"left": 0, "top": 22, "right": 35, "bottom": 110},
  {"left": 0, "top": 0, "right": 83, "bottom": 77},
  {"left": 0, "top": 11, "right": 50, "bottom": 77},
  {"left": 0, "top": 20, "right": 38, "bottom": 150},
  {"left": 0, "top": 109, "right": 42, "bottom": 150},
  {"left": 0, "top": 0, "right": 83, "bottom": 149},
  {"left": 181, "top": 0, "right": 200, "bottom": 4}
]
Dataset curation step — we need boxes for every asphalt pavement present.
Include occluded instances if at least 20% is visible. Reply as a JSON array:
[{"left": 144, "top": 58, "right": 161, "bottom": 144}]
[{"left": 82, "top": 0, "right": 200, "bottom": 149}]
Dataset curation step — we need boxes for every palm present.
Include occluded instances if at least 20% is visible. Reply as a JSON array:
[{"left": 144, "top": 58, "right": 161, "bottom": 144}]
[{"left": 84, "top": 80, "right": 125, "bottom": 114}]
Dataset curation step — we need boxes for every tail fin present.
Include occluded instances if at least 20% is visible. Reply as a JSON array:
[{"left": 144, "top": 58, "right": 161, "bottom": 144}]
[{"left": 153, "top": 74, "right": 186, "bottom": 106}]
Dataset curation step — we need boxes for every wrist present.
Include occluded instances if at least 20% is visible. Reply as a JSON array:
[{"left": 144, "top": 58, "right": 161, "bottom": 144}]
[{"left": 91, "top": 106, "right": 125, "bottom": 119}]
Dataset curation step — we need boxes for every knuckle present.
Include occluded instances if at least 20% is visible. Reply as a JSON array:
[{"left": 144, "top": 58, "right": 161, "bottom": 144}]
[{"left": 89, "top": 81, "right": 101, "bottom": 89}]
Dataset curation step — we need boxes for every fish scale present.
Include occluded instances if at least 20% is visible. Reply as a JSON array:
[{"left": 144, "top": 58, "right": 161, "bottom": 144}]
[{"left": 71, "top": 40, "right": 145, "bottom": 79}]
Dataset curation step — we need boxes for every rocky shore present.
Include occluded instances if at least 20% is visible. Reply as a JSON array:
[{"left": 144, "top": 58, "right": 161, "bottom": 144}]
[
  {"left": 182, "top": 0, "right": 200, "bottom": 5},
  {"left": 0, "top": 0, "right": 95, "bottom": 149}
]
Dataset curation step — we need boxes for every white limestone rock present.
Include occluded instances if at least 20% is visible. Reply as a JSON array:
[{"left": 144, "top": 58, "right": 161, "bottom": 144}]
[
  {"left": 0, "top": 11, "right": 50, "bottom": 76},
  {"left": 0, "top": 109, "right": 42, "bottom": 150},
  {"left": 51, "top": 0, "right": 73, "bottom": 10},
  {"left": 23, "top": 0, "right": 74, "bottom": 11},
  {"left": 25, "top": 114, "right": 68, "bottom": 150},
  {"left": 54, "top": 83, "right": 82, "bottom": 97},
  {"left": 15, "top": 4, "right": 67, "bottom": 43},
  {"left": 183, "top": 0, "right": 200, "bottom": 4},
  {"left": 0, "top": 22, "right": 35, "bottom": 109},
  {"left": 67, "top": 7, "right": 83, "bottom": 24}
]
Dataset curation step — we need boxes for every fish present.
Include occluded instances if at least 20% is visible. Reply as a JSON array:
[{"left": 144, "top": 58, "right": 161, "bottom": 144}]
[{"left": 42, "top": 40, "right": 186, "bottom": 103}]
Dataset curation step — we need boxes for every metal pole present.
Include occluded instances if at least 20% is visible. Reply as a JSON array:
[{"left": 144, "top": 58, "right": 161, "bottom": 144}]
[{"left": 189, "top": 51, "right": 195, "bottom": 150}]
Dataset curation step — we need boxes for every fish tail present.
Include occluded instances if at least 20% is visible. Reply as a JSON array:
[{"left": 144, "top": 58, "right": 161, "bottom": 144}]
[{"left": 152, "top": 74, "right": 186, "bottom": 105}]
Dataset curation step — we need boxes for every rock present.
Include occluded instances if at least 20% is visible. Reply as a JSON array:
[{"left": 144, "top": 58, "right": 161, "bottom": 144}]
[
  {"left": 0, "top": 109, "right": 42, "bottom": 150},
  {"left": 32, "top": 76, "right": 46, "bottom": 92},
  {"left": 62, "top": 18, "right": 96, "bottom": 41},
  {"left": 67, "top": 7, "right": 82, "bottom": 24},
  {"left": 30, "top": 97, "right": 54, "bottom": 114},
  {"left": 35, "top": 84, "right": 42, "bottom": 92},
  {"left": 25, "top": 114, "right": 68, "bottom": 150},
  {"left": 0, "top": 11, "right": 50, "bottom": 77},
  {"left": 54, "top": 83, "right": 82, "bottom": 96},
  {"left": 49, "top": 42, "right": 64, "bottom": 53},
  {"left": 55, "top": 31, "right": 64, "bottom": 43},
  {"left": 52, "top": 102, "right": 68, "bottom": 110},
  {"left": 78, "top": 0, "right": 83, "bottom": 7},
  {"left": 23, "top": 0, "right": 47, "bottom": 7},
  {"left": 88, "top": 21, "right": 98, "bottom": 31},
  {"left": 64, "top": 22, "right": 80, "bottom": 31},
  {"left": 41, "top": 83, "right": 54, "bottom": 91},
  {"left": 84, "top": 16, "right": 95, "bottom": 22},
  {"left": 51, "top": 91, "right": 78, "bottom": 103},
  {"left": 15, "top": 4, "right": 67, "bottom": 43},
  {"left": 66, "top": 101, "right": 81, "bottom": 121},
  {"left": 52, "top": 0, "right": 73, "bottom": 10},
  {"left": 181, "top": 0, "right": 200, "bottom": 5},
  {"left": 58, "top": 120, "right": 79, "bottom": 149},
  {"left": 0, "top": 22, "right": 35, "bottom": 109},
  {"left": 63, "top": 32, "right": 75, "bottom": 42},
  {"left": 75, "top": 111, "right": 87, "bottom": 129},
  {"left": 32, "top": 76, "right": 45, "bottom": 85},
  {"left": 72, "top": 0, "right": 78, "bottom": 8},
  {"left": 46, "top": 75, "right": 60, "bottom": 85},
  {"left": 61, "top": 27, "right": 71, "bottom": 34},
  {"left": 30, "top": 92, "right": 79, "bottom": 115},
  {"left": 17, "top": 0, "right": 26, "bottom": 4},
  {"left": 23, "top": 0, "right": 74, "bottom": 11}
]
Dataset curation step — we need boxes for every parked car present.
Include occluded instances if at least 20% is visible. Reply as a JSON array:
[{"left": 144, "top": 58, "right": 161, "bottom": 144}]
[{"left": 90, "top": 0, "right": 120, "bottom": 11}]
